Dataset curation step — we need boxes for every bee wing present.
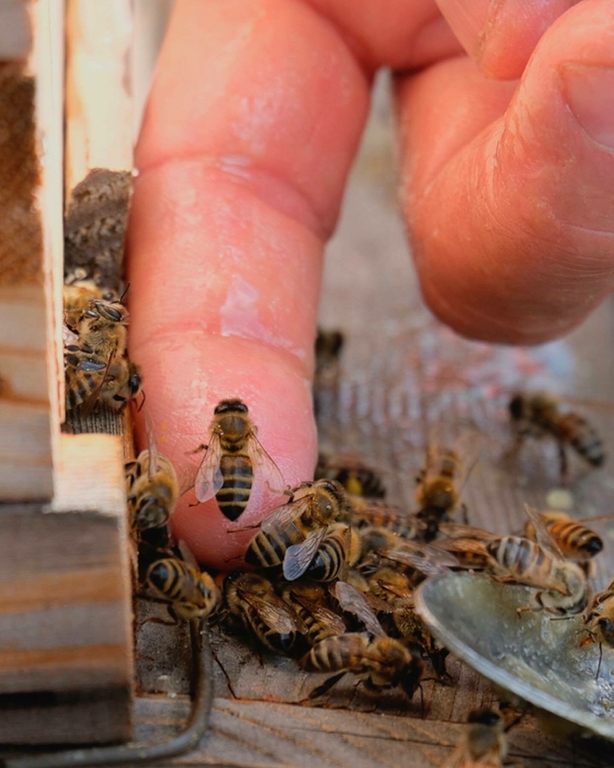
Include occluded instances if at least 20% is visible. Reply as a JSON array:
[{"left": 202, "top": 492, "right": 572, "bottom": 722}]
[
  {"left": 239, "top": 589, "right": 305, "bottom": 635},
  {"left": 452, "top": 430, "right": 484, "bottom": 494},
  {"left": 334, "top": 580, "right": 386, "bottom": 638},
  {"left": 259, "top": 494, "right": 314, "bottom": 534},
  {"left": 194, "top": 431, "right": 224, "bottom": 502},
  {"left": 177, "top": 539, "right": 200, "bottom": 570},
  {"left": 384, "top": 540, "right": 459, "bottom": 577},
  {"left": 523, "top": 504, "right": 565, "bottom": 560},
  {"left": 439, "top": 521, "right": 499, "bottom": 541},
  {"left": 144, "top": 415, "right": 160, "bottom": 479},
  {"left": 246, "top": 433, "right": 285, "bottom": 495},
  {"left": 291, "top": 593, "right": 347, "bottom": 635},
  {"left": 82, "top": 349, "right": 116, "bottom": 418},
  {"left": 283, "top": 526, "right": 329, "bottom": 582}
]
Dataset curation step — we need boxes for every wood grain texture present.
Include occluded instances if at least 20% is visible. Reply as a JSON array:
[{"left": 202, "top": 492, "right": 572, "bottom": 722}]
[{"left": 0, "top": 435, "right": 134, "bottom": 744}]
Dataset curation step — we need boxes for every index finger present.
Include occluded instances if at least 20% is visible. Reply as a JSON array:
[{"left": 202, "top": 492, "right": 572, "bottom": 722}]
[{"left": 127, "top": 0, "right": 370, "bottom": 568}]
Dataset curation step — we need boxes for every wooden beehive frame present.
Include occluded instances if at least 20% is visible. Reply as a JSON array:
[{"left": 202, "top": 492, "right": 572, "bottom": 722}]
[{"left": 0, "top": 0, "right": 135, "bottom": 745}]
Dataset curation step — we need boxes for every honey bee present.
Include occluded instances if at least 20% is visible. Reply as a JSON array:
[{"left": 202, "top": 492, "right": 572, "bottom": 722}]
[
  {"left": 301, "top": 633, "right": 424, "bottom": 703},
  {"left": 243, "top": 479, "right": 345, "bottom": 577},
  {"left": 193, "top": 399, "right": 284, "bottom": 521},
  {"left": 415, "top": 435, "right": 480, "bottom": 541},
  {"left": 443, "top": 708, "right": 508, "bottom": 768},
  {"left": 523, "top": 511, "right": 605, "bottom": 571},
  {"left": 63, "top": 279, "right": 118, "bottom": 321},
  {"left": 281, "top": 582, "right": 346, "bottom": 646},
  {"left": 315, "top": 452, "right": 386, "bottom": 499},
  {"left": 581, "top": 578, "right": 614, "bottom": 678},
  {"left": 314, "top": 328, "right": 344, "bottom": 374},
  {"left": 509, "top": 391, "right": 605, "bottom": 482},
  {"left": 333, "top": 579, "right": 389, "bottom": 638},
  {"left": 65, "top": 353, "right": 142, "bottom": 413},
  {"left": 286, "top": 523, "right": 361, "bottom": 583},
  {"left": 223, "top": 572, "right": 305, "bottom": 655},
  {"left": 74, "top": 297, "right": 129, "bottom": 360},
  {"left": 146, "top": 541, "right": 219, "bottom": 623},
  {"left": 370, "top": 575, "right": 449, "bottom": 677},
  {"left": 441, "top": 507, "right": 590, "bottom": 616},
  {"left": 343, "top": 496, "right": 422, "bottom": 541},
  {"left": 126, "top": 430, "right": 179, "bottom": 532}
]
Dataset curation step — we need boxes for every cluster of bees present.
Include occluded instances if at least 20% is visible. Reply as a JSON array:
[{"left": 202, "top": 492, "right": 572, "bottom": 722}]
[
  {"left": 61, "top": 296, "right": 614, "bottom": 765},
  {"left": 63, "top": 274, "right": 143, "bottom": 414}
]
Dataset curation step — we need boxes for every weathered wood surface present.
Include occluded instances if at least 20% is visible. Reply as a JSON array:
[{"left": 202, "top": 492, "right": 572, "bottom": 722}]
[
  {"left": 0, "top": 0, "right": 63, "bottom": 501},
  {"left": 130, "top": 697, "right": 612, "bottom": 768},
  {"left": 126, "top": 73, "right": 614, "bottom": 767}
]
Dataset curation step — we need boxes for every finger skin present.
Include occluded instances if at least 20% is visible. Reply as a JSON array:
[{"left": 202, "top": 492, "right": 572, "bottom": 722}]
[
  {"left": 129, "top": 0, "right": 370, "bottom": 568},
  {"left": 396, "top": 0, "right": 614, "bottom": 344},
  {"left": 435, "top": 0, "right": 577, "bottom": 79}
]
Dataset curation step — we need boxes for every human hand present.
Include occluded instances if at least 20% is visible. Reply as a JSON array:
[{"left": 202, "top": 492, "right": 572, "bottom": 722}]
[{"left": 127, "top": 0, "right": 614, "bottom": 568}]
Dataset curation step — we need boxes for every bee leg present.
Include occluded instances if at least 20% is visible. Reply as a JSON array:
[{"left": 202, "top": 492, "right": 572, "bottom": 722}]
[
  {"left": 302, "top": 671, "right": 346, "bottom": 704},
  {"left": 187, "top": 443, "right": 208, "bottom": 455},
  {"left": 140, "top": 615, "right": 180, "bottom": 628},
  {"left": 596, "top": 641, "right": 604, "bottom": 681},
  {"left": 459, "top": 503, "right": 469, "bottom": 525},
  {"left": 558, "top": 442, "right": 570, "bottom": 487},
  {"left": 212, "top": 651, "right": 238, "bottom": 698}
]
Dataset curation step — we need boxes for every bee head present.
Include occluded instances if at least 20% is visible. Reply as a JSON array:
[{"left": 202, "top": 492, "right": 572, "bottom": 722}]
[
  {"left": 509, "top": 394, "right": 525, "bottom": 421},
  {"left": 215, "top": 399, "right": 248, "bottom": 415},
  {"left": 127, "top": 365, "right": 142, "bottom": 396},
  {"left": 467, "top": 708, "right": 501, "bottom": 727},
  {"left": 597, "top": 617, "right": 614, "bottom": 646},
  {"left": 135, "top": 496, "right": 167, "bottom": 529}
]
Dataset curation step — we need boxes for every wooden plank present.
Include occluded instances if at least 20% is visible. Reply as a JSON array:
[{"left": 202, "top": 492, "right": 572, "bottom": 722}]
[
  {"left": 0, "top": 0, "right": 63, "bottom": 501},
  {"left": 63, "top": 0, "right": 133, "bottom": 291},
  {"left": 0, "top": 434, "right": 134, "bottom": 744},
  {"left": 131, "top": 697, "right": 611, "bottom": 768}
]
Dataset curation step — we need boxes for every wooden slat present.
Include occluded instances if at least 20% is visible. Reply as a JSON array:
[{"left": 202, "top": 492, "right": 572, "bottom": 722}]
[
  {"left": 130, "top": 697, "right": 611, "bottom": 768},
  {"left": 0, "top": 433, "right": 134, "bottom": 745},
  {"left": 63, "top": 0, "right": 133, "bottom": 292},
  {"left": 0, "top": 0, "right": 63, "bottom": 501}
]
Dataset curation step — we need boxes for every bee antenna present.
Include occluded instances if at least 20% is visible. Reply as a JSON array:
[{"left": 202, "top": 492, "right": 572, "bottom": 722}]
[
  {"left": 119, "top": 282, "right": 131, "bottom": 302},
  {"left": 137, "top": 388, "right": 147, "bottom": 412}
]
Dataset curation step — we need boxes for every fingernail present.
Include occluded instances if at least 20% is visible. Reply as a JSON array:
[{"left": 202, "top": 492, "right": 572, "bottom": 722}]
[
  {"left": 561, "top": 64, "right": 614, "bottom": 150},
  {"left": 436, "top": 0, "right": 490, "bottom": 59}
]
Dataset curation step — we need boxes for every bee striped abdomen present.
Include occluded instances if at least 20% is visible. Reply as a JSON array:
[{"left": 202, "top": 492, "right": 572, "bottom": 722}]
[
  {"left": 303, "top": 635, "right": 354, "bottom": 672},
  {"left": 148, "top": 559, "right": 182, "bottom": 598},
  {"left": 66, "top": 371, "right": 97, "bottom": 410},
  {"left": 548, "top": 519, "right": 603, "bottom": 558},
  {"left": 216, "top": 454, "right": 253, "bottom": 521},
  {"left": 558, "top": 413, "right": 605, "bottom": 466},
  {"left": 248, "top": 610, "right": 297, "bottom": 654},
  {"left": 490, "top": 536, "right": 548, "bottom": 579},
  {"left": 245, "top": 521, "right": 303, "bottom": 568},
  {"left": 306, "top": 535, "right": 345, "bottom": 582}
]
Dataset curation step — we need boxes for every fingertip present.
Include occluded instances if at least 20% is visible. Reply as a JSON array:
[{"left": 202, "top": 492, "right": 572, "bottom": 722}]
[{"left": 133, "top": 333, "right": 317, "bottom": 569}]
